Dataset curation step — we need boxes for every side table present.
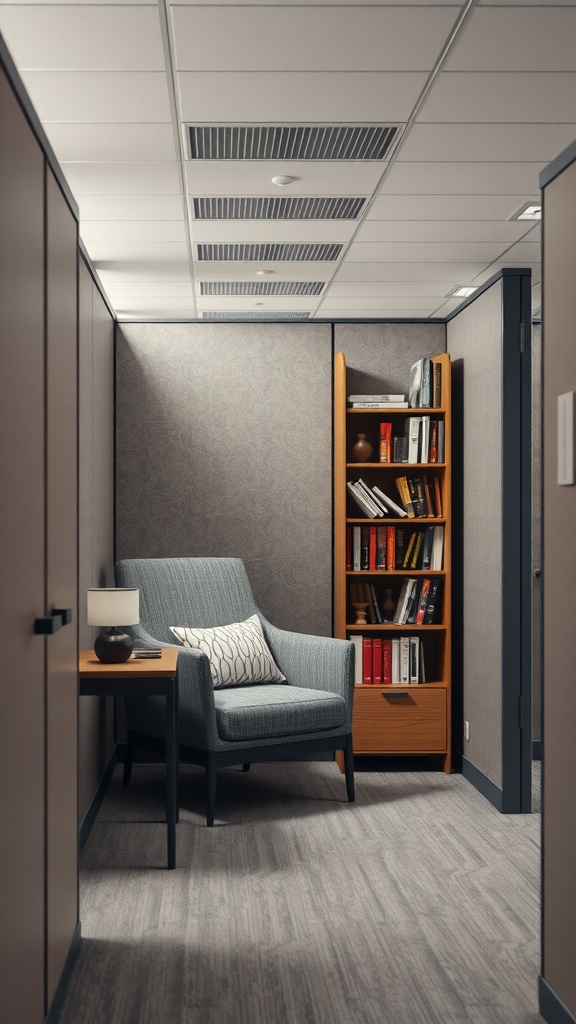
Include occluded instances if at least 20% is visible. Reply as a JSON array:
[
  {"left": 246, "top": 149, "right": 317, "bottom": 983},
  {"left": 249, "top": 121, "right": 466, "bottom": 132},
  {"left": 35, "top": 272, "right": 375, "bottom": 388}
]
[{"left": 79, "top": 648, "right": 179, "bottom": 869}]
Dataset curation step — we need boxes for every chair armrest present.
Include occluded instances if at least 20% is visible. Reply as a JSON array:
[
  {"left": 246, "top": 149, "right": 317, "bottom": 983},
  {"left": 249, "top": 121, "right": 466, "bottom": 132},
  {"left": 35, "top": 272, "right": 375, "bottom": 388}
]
[
  {"left": 127, "top": 625, "right": 219, "bottom": 750},
  {"left": 260, "top": 619, "right": 355, "bottom": 709}
]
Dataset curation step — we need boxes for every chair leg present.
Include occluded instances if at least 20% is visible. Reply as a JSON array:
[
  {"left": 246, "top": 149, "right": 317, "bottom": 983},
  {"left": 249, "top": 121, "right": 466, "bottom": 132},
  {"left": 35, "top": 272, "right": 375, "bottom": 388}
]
[
  {"left": 123, "top": 731, "right": 136, "bottom": 786},
  {"left": 242, "top": 763, "right": 251, "bottom": 772},
  {"left": 343, "top": 734, "right": 355, "bottom": 803},
  {"left": 206, "top": 756, "right": 217, "bottom": 827}
]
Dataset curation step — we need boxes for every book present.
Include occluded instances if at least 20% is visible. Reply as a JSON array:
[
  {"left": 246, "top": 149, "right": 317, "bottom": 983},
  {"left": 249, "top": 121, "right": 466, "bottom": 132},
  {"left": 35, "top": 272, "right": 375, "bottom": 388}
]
[
  {"left": 423, "top": 578, "right": 443, "bottom": 624},
  {"left": 393, "top": 435, "right": 409, "bottom": 463},
  {"left": 433, "top": 476, "right": 443, "bottom": 517},
  {"left": 429, "top": 421, "right": 438, "bottom": 463},
  {"left": 405, "top": 579, "right": 422, "bottom": 623},
  {"left": 349, "top": 401, "right": 408, "bottom": 408},
  {"left": 409, "top": 636, "right": 420, "bottom": 684},
  {"left": 376, "top": 525, "right": 387, "bottom": 570},
  {"left": 420, "top": 525, "right": 435, "bottom": 571},
  {"left": 420, "top": 416, "right": 430, "bottom": 463},
  {"left": 379, "top": 421, "right": 392, "bottom": 463},
  {"left": 407, "top": 417, "right": 421, "bottom": 464},
  {"left": 409, "top": 531, "right": 424, "bottom": 569},
  {"left": 402, "top": 531, "right": 417, "bottom": 569},
  {"left": 423, "top": 475, "right": 435, "bottom": 517},
  {"left": 369, "top": 583, "right": 382, "bottom": 624},
  {"left": 373, "top": 485, "right": 408, "bottom": 518},
  {"left": 347, "top": 480, "right": 381, "bottom": 518},
  {"left": 353, "top": 525, "right": 361, "bottom": 570},
  {"left": 395, "top": 476, "right": 416, "bottom": 517},
  {"left": 348, "top": 394, "right": 405, "bottom": 403},
  {"left": 437, "top": 421, "right": 445, "bottom": 463},
  {"left": 433, "top": 361, "right": 442, "bottom": 407},
  {"left": 361, "top": 526, "right": 370, "bottom": 571},
  {"left": 368, "top": 525, "right": 377, "bottom": 571},
  {"left": 419, "top": 638, "right": 427, "bottom": 682},
  {"left": 394, "top": 578, "right": 417, "bottom": 624},
  {"left": 391, "top": 638, "right": 400, "bottom": 684},
  {"left": 350, "top": 635, "right": 364, "bottom": 684},
  {"left": 356, "top": 478, "right": 389, "bottom": 516},
  {"left": 386, "top": 525, "right": 395, "bottom": 570},
  {"left": 372, "top": 637, "right": 383, "bottom": 685},
  {"left": 362, "top": 637, "right": 373, "bottom": 684},
  {"left": 413, "top": 476, "right": 428, "bottom": 518},
  {"left": 346, "top": 526, "right": 352, "bottom": 571},
  {"left": 421, "top": 357, "right": 432, "bottom": 408},
  {"left": 415, "top": 578, "right": 431, "bottom": 624},
  {"left": 395, "top": 526, "right": 406, "bottom": 569},
  {"left": 408, "top": 359, "right": 423, "bottom": 408},
  {"left": 431, "top": 525, "right": 444, "bottom": 570},
  {"left": 399, "top": 636, "right": 410, "bottom": 684},
  {"left": 408, "top": 357, "right": 432, "bottom": 408},
  {"left": 382, "top": 639, "right": 392, "bottom": 684}
]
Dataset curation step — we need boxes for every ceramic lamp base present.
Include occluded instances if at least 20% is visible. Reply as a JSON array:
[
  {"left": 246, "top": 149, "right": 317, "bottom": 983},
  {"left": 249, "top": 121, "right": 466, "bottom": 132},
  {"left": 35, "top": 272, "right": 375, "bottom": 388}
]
[{"left": 94, "top": 627, "right": 133, "bottom": 663}]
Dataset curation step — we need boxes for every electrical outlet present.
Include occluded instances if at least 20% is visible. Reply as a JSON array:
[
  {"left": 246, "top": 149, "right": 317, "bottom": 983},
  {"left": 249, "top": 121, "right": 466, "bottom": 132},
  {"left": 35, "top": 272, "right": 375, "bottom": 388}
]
[{"left": 464, "top": 720, "right": 470, "bottom": 742}]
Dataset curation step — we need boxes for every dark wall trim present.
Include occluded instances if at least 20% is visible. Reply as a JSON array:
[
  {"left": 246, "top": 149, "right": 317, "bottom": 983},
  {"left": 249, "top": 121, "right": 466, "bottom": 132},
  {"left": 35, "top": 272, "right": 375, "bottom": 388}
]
[
  {"left": 43, "top": 921, "right": 81, "bottom": 1024},
  {"left": 79, "top": 243, "right": 116, "bottom": 322},
  {"left": 116, "top": 317, "right": 447, "bottom": 326},
  {"left": 79, "top": 748, "right": 118, "bottom": 851},
  {"left": 0, "top": 32, "right": 78, "bottom": 222},
  {"left": 539, "top": 977, "right": 576, "bottom": 1024},
  {"left": 533, "top": 741, "right": 542, "bottom": 761},
  {"left": 461, "top": 756, "right": 504, "bottom": 812},
  {"left": 540, "top": 139, "right": 576, "bottom": 190}
]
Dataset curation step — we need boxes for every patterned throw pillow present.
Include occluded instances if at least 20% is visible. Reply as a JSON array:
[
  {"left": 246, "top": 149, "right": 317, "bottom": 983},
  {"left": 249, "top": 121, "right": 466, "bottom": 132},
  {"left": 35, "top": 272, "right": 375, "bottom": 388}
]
[{"left": 169, "top": 614, "right": 286, "bottom": 689}]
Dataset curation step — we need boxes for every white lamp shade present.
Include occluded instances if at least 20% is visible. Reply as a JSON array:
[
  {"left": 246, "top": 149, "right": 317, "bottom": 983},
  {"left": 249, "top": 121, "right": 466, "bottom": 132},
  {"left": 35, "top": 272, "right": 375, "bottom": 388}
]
[{"left": 87, "top": 588, "right": 139, "bottom": 627}]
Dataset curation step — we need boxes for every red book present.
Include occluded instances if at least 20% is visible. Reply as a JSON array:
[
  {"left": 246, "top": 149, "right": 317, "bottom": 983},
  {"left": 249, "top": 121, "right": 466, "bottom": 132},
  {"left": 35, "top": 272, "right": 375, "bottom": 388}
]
[
  {"left": 369, "top": 525, "right": 377, "bottom": 571},
  {"left": 382, "top": 639, "right": 392, "bottom": 684},
  {"left": 379, "top": 421, "right": 392, "bottom": 463},
  {"left": 429, "top": 421, "right": 438, "bottom": 463},
  {"left": 376, "top": 526, "right": 387, "bottom": 569},
  {"left": 346, "top": 526, "right": 352, "bottom": 571},
  {"left": 372, "top": 637, "right": 383, "bottom": 685},
  {"left": 434, "top": 476, "right": 443, "bottom": 517},
  {"left": 416, "top": 577, "right": 431, "bottom": 624},
  {"left": 362, "top": 638, "right": 373, "bottom": 685},
  {"left": 386, "top": 526, "right": 395, "bottom": 570}
]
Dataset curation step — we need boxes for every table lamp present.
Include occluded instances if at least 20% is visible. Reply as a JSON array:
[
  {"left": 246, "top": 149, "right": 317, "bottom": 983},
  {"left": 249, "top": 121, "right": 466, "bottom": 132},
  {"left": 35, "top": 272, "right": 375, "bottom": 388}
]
[{"left": 87, "top": 588, "right": 140, "bottom": 663}]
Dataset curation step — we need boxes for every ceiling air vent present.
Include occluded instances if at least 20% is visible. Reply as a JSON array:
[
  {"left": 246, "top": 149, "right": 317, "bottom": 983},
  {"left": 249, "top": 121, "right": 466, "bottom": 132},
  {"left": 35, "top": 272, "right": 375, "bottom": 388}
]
[
  {"left": 199, "top": 281, "right": 325, "bottom": 297},
  {"left": 186, "top": 124, "right": 401, "bottom": 161},
  {"left": 197, "top": 243, "right": 342, "bottom": 262},
  {"left": 201, "top": 311, "right": 311, "bottom": 320},
  {"left": 193, "top": 196, "right": 366, "bottom": 220}
]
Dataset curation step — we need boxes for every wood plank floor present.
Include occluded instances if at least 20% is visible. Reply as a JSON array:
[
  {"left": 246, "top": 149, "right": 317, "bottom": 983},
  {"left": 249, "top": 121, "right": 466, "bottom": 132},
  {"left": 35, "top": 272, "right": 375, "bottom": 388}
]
[{"left": 59, "top": 761, "right": 542, "bottom": 1024}]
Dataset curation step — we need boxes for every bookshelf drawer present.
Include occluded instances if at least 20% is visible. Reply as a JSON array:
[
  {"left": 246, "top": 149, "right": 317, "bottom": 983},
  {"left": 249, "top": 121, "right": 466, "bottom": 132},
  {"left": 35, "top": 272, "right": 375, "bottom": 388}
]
[{"left": 353, "top": 687, "right": 446, "bottom": 753}]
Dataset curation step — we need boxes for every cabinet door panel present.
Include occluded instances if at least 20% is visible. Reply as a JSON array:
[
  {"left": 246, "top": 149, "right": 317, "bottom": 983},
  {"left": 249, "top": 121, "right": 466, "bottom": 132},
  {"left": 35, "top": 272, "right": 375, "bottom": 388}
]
[
  {"left": 46, "top": 169, "right": 79, "bottom": 1004},
  {"left": 353, "top": 688, "right": 447, "bottom": 752},
  {"left": 0, "top": 72, "right": 46, "bottom": 1024}
]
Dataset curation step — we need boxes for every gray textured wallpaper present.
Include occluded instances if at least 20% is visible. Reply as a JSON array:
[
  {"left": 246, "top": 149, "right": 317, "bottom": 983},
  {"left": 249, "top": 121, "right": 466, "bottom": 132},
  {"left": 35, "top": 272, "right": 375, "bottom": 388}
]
[
  {"left": 335, "top": 322, "right": 446, "bottom": 395},
  {"left": 116, "top": 322, "right": 333, "bottom": 637},
  {"left": 448, "top": 283, "right": 503, "bottom": 789}
]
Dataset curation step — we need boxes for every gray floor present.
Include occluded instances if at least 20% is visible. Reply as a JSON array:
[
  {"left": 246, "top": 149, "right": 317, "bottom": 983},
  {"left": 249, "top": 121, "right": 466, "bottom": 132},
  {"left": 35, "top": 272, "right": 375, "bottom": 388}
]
[{"left": 60, "top": 761, "right": 542, "bottom": 1024}]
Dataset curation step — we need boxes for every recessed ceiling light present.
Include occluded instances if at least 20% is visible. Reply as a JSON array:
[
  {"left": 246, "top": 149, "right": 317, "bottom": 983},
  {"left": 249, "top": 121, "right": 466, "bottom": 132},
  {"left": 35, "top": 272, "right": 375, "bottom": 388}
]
[
  {"left": 447, "top": 286, "right": 478, "bottom": 298},
  {"left": 272, "top": 175, "right": 296, "bottom": 186},
  {"left": 510, "top": 202, "right": 542, "bottom": 221},
  {"left": 256, "top": 270, "right": 274, "bottom": 276}
]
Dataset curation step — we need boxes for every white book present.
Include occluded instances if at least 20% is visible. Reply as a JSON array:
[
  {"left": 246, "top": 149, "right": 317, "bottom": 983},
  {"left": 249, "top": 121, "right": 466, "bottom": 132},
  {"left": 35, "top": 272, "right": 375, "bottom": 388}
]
[
  {"left": 399, "top": 636, "right": 411, "bottom": 684},
  {"left": 373, "top": 485, "right": 408, "bottom": 518},
  {"left": 356, "top": 478, "right": 388, "bottom": 516},
  {"left": 353, "top": 526, "right": 362, "bottom": 571},
  {"left": 409, "top": 636, "right": 420, "bottom": 684},
  {"left": 407, "top": 417, "right": 422, "bottom": 464},
  {"left": 350, "top": 635, "right": 364, "bottom": 685},
  {"left": 393, "top": 578, "right": 417, "bottom": 624},
  {"left": 349, "top": 401, "right": 409, "bottom": 409},
  {"left": 348, "top": 394, "right": 405, "bottom": 402},
  {"left": 431, "top": 525, "right": 444, "bottom": 570},
  {"left": 391, "top": 638, "right": 401, "bottom": 684},
  {"left": 420, "top": 416, "right": 430, "bottom": 464},
  {"left": 346, "top": 481, "right": 381, "bottom": 518}
]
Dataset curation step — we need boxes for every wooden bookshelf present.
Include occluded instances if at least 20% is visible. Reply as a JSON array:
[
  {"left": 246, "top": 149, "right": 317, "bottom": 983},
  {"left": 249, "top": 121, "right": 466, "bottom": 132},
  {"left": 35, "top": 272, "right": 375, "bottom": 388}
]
[{"left": 334, "top": 351, "right": 452, "bottom": 773}]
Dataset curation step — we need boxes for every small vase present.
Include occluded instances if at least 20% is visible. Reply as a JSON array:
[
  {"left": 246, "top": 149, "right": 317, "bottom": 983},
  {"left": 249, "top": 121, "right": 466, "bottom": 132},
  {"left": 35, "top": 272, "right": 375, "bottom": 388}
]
[{"left": 350, "top": 433, "right": 373, "bottom": 463}]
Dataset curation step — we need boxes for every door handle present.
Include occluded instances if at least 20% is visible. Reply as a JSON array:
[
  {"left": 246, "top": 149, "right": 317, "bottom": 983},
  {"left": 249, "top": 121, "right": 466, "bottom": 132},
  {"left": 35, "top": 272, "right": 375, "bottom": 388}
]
[{"left": 34, "top": 608, "right": 73, "bottom": 634}]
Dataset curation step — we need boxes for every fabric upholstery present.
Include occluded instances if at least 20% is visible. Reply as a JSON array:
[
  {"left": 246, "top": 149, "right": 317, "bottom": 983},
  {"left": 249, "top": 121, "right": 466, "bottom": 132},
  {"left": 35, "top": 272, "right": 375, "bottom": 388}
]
[
  {"left": 214, "top": 685, "right": 346, "bottom": 742},
  {"left": 169, "top": 614, "right": 286, "bottom": 688}
]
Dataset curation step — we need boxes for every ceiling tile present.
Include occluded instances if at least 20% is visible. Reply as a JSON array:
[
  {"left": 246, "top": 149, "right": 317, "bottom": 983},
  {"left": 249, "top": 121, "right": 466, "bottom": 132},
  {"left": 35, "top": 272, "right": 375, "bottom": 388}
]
[
  {"left": 327, "top": 280, "right": 451, "bottom": 298},
  {"left": 84, "top": 241, "right": 189, "bottom": 262},
  {"left": 194, "top": 263, "right": 331, "bottom": 283},
  {"left": 95, "top": 261, "right": 192, "bottom": 283},
  {"left": 44, "top": 123, "right": 177, "bottom": 163},
  {"left": 185, "top": 162, "right": 385, "bottom": 196},
  {"left": 417, "top": 71, "right": 576, "bottom": 123},
  {"left": 103, "top": 280, "right": 194, "bottom": 298},
  {"left": 0, "top": 0, "right": 157, "bottom": 5},
  {"left": 80, "top": 221, "right": 187, "bottom": 243},
  {"left": 316, "top": 307, "right": 438, "bottom": 318},
  {"left": 61, "top": 162, "right": 181, "bottom": 194},
  {"left": 19, "top": 70, "right": 171, "bottom": 122},
  {"left": 355, "top": 220, "right": 530, "bottom": 244},
  {"left": 368, "top": 194, "right": 540, "bottom": 221},
  {"left": 472, "top": 262, "right": 539, "bottom": 285},
  {"left": 380, "top": 161, "right": 544, "bottom": 195},
  {"left": 444, "top": 8, "right": 576, "bottom": 72},
  {"left": 172, "top": 7, "right": 459, "bottom": 72},
  {"left": 113, "top": 296, "right": 198, "bottom": 312},
  {"left": 176, "top": 71, "right": 426, "bottom": 123},
  {"left": 318, "top": 295, "right": 442, "bottom": 311},
  {"left": 334, "top": 262, "right": 490, "bottom": 282},
  {"left": 196, "top": 296, "right": 317, "bottom": 312},
  {"left": 172, "top": 0, "right": 461, "bottom": 5},
  {"left": 189, "top": 221, "right": 356, "bottom": 245},
  {"left": 399, "top": 123, "right": 576, "bottom": 164},
  {"left": 77, "top": 195, "right": 185, "bottom": 221},
  {"left": 0, "top": 6, "right": 165, "bottom": 69},
  {"left": 345, "top": 241, "right": 521, "bottom": 263},
  {"left": 495, "top": 240, "right": 540, "bottom": 261}
]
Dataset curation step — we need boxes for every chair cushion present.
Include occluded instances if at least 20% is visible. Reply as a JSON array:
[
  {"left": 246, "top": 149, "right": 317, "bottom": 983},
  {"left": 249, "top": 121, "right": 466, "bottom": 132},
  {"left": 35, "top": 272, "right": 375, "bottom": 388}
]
[
  {"left": 213, "top": 684, "right": 346, "bottom": 742},
  {"left": 169, "top": 614, "right": 286, "bottom": 688}
]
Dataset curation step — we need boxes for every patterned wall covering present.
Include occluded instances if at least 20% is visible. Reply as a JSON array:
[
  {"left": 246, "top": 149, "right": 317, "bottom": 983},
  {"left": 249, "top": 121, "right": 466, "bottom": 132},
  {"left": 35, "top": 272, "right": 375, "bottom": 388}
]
[
  {"left": 116, "top": 322, "right": 333, "bottom": 637},
  {"left": 334, "top": 322, "right": 446, "bottom": 396},
  {"left": 447, "top": 283, "right": 504, "bottom": 789}
]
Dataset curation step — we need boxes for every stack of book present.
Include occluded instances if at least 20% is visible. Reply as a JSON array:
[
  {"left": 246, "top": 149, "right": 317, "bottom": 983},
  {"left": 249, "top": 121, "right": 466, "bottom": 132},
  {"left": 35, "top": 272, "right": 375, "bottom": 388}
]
[
  {"left": 408, "top": 358, "right": 442, "bottom": 409},
  {"left": 131, "top": 648, "right": 163, "bottom": 659},
  {"left": 347, "top": 523, "right": 444, "bottom": 572},
  {"left": 350, "top": 635, "right": 427, "bottom": 685},
  {"left": 347, "top": 393, "right": 407, "bottom": 409}
]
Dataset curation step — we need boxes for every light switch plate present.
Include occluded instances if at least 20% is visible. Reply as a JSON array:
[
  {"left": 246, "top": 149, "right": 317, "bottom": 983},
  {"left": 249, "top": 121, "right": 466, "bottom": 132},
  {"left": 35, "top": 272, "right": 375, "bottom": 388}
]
[{"left": 558, "top": 391, "right": 575, "bottom": 486}]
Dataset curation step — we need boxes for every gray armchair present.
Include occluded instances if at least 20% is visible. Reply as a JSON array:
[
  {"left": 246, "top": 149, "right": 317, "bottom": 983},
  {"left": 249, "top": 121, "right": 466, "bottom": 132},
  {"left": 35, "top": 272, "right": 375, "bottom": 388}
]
[{"left": 115, "top": 557, "right": 355, "bottom": 825}]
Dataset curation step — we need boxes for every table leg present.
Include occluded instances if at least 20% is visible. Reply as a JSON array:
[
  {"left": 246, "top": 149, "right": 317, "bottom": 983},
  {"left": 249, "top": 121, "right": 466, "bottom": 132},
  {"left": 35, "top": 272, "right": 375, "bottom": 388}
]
[{"left": 166, "top": 679, "right": 177, "bottom": 869}]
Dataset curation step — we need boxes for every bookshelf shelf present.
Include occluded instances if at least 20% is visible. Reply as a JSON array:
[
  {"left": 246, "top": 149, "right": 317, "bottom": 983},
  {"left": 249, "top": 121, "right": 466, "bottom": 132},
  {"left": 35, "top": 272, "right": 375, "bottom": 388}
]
[{"left": 334, "top": 351, "right": 452, "bottom": 773}]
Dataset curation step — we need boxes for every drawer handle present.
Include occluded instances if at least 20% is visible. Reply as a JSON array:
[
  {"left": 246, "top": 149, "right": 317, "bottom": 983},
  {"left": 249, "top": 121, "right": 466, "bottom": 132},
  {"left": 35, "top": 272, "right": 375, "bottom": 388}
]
[{"left": 382, "top": 691, "right": 408, "bottom": 698}]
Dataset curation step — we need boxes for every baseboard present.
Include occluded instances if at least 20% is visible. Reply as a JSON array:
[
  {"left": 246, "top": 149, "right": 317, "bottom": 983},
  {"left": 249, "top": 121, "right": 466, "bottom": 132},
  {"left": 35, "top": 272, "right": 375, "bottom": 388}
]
[
  {"left": 44, "top": 921, "right": 81, "bottom": 1024},
  {"left": 461, "top": 756, "right": 504, "bottom": 811},
  {"left": 539, "top": 976, "right": 576, "bottom": 1024},
  {"left": 533, "top": 741, "right": 542, "bottom": 761},
  {"left": 79, "top": 747, "right": 118, "bottom": 851}
]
